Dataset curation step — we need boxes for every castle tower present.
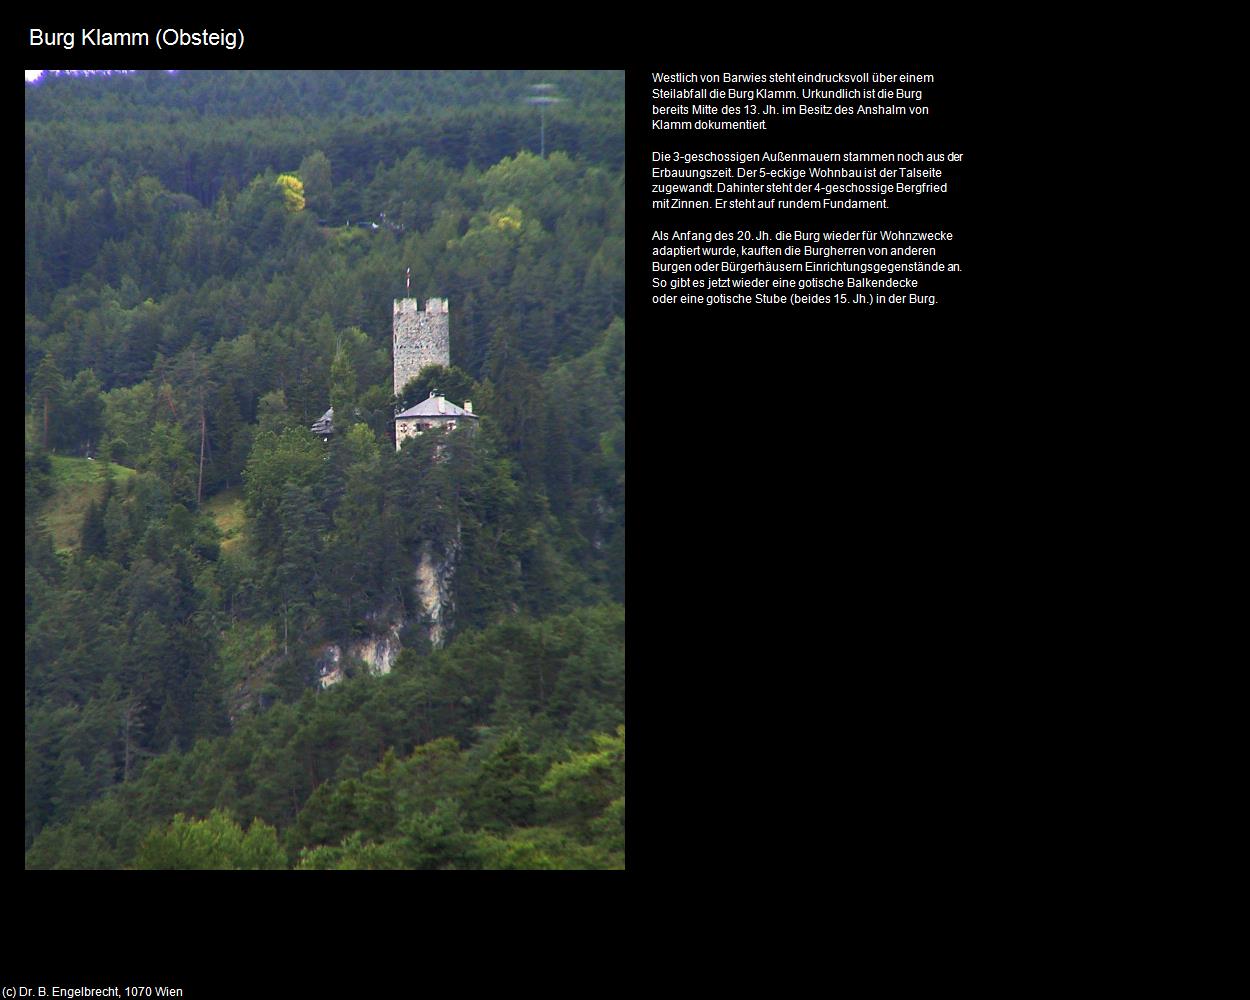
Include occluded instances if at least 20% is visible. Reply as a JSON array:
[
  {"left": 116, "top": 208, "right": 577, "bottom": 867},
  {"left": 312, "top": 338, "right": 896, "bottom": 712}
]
[{"left": 393, "top": 297, "right": 450, "bottom": 397}]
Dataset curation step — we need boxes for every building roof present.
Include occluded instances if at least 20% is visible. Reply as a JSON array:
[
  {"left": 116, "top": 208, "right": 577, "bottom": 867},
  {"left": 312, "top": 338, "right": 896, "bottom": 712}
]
[
  {"left": 310, "top": 407, "right": 334, "bottom": 434},
  {"left": 396, "top": 396, "right": 477, "bottom": 419}
]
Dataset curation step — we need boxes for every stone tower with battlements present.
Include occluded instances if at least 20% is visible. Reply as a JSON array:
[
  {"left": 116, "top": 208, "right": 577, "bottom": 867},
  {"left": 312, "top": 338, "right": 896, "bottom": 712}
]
[{"left": 393, "top": 297, "right": 450, "bottom": 397}]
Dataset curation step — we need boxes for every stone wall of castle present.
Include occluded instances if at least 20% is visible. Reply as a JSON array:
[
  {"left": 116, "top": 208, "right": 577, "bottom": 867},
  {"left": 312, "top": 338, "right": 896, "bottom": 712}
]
[{"left": 393, "top": 297, "right": 450, "bottom": 397}]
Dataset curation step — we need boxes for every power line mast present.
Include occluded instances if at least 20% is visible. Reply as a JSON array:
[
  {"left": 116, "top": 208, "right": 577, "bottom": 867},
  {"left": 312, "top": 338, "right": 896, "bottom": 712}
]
[{"left": 524, "top": 82, "right": 563, "bottom": 157}]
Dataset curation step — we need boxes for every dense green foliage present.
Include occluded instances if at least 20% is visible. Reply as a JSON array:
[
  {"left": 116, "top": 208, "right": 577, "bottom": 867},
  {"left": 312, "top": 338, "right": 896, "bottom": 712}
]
[
  {"left": 26, "top": 608, "right": 625, "bottom": 870},
  {"left": 26, "top": 71, "right": 624, "bottom": 869},
  {"left": 134, "top": 810, "right": 286, "bottom": 870}
]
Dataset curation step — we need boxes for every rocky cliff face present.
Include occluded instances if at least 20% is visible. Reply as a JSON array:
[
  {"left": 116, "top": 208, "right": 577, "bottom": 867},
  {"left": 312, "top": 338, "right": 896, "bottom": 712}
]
[
  {"left": 415, "top": 532, "right": 458, "bottom": 649},
  {"left": 316, "top": 531, "right": 458, "bottom": 688}
]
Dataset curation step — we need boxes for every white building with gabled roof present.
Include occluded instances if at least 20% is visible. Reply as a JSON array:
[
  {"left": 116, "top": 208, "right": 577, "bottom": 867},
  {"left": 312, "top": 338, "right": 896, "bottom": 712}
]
[{"left": 394, "top": 392, "right": 477, "bottom": 450}]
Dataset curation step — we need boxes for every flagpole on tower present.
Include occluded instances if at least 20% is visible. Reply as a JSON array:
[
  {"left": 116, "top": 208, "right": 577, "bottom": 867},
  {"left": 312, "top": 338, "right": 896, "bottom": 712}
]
[{"left": 406, "top": 266, "right": 410, "bottom": 295}]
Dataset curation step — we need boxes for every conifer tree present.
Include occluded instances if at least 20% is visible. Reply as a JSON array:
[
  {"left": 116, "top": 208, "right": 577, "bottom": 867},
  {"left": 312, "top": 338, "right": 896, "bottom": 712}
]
[{"left": 31, "top": 355, "right": 65, "bottom": 450}]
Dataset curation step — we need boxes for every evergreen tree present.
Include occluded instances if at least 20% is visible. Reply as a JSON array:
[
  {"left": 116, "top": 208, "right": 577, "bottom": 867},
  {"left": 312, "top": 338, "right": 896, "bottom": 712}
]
[
  {"left": 31, "top": 355, "right": 65, "bottom": 450},
  {"left": 466, "top": 731, "right": 541, "bottom": 832},
  {"left": 61, "top": 368, "right": 105, "bottom": 455}
]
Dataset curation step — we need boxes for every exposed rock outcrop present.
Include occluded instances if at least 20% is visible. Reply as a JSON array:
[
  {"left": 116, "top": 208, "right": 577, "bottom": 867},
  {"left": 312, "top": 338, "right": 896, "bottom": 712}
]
[
  {"left": 316, "top": 531, "right": 458, "bottom": 688},
  {"left": 415, "top": 533, "right": 458, "bottom": 650}
]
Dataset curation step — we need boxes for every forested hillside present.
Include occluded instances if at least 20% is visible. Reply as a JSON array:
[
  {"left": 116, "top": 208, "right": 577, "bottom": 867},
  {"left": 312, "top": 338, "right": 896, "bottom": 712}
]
[{"left": 25, "top": 70, "right": 625, "bottom": 869}]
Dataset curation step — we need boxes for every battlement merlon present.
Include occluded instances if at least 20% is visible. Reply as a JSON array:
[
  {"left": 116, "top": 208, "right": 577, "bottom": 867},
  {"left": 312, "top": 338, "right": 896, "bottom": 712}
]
[{"left": 392, "top": 297, "right": 448, "bottom": 315}]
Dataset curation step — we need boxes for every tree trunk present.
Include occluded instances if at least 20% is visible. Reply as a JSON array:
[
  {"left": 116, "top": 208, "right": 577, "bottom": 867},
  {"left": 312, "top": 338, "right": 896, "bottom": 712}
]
[
  {"left": 122, "top": 699, "right": 138, "bottom": 782},
  {"left": 197, "top": 403, "right": 206, "bottom": 505}
]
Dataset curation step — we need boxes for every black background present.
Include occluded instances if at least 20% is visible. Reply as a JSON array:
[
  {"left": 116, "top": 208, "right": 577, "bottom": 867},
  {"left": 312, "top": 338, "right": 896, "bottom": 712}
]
[
  {"left": 22, "top": 16, "right": 1004, "bottom": 967},
  {"left": 626, "top": 51, "right": 994, "bottom": 864}
]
